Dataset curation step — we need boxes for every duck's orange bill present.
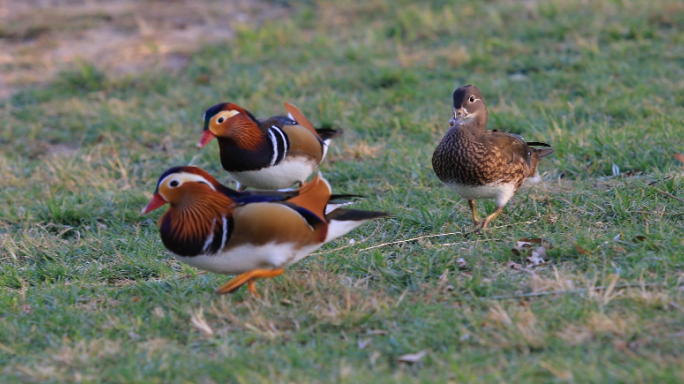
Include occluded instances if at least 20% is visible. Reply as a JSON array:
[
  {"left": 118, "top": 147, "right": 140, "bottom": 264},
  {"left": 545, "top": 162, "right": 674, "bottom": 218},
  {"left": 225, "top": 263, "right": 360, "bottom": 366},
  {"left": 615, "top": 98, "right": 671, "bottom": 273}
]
[
  {"left": 196, "top": 130, "right": 215, "bottom": 149},
  {"left": 142, "top": 193, "right": 167, "bottom": 214}
]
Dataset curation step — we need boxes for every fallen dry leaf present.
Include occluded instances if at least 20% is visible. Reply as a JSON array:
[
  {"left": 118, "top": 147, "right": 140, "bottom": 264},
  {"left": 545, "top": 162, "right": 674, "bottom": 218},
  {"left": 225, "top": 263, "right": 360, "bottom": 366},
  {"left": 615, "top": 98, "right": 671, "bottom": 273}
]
[
  {"left": 512, "top": 238, "right": 551, "bottom": 266},
  {"left": 632, "top": 236, "right": 646, "bottom": 243},
  {"left": 526, "top": 248, "right": 546, "bottom": 266},
  {"left": 535, "top": 246, "right": 547, "bottom": 258},
  {"left": 516, "top": 238, "right": 542, "bottom": 248},
  {"left": 358, "top": 338, "right": 371, "bottom": 350},
  {"left": 574, "top": 244, "right": 589, "bottom": 255},
  {"left": 397, "top": 350, "right": 427, "bottom": 363},
  {"left": 190, "top": 310, "right": 214, "bottom": 337},
  {"left": 506, "top": 261, "right": 523, "bottom": 270},
  {"left": 456, "top": 258, "right": 468, "bottom": 269},
  {"left": 674, "top": 153, "right": 684, "bottom": 164}
]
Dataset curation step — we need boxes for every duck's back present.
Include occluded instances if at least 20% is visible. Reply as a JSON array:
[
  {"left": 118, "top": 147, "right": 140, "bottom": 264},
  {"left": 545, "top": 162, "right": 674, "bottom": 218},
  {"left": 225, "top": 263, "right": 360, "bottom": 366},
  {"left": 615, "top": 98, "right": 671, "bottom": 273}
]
[{"left": 433, "top": 128, "right": 530, "bottom": 187}]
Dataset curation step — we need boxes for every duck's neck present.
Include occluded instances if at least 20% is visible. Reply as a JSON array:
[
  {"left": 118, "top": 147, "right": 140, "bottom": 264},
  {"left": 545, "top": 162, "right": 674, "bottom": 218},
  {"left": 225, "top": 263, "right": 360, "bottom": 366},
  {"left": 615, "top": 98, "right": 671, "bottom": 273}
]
[
  {"left": 454, "top": 113, "right": 488, "bottom": 136},
  {"left": 217, "top": 136, "right": 273, "bottom": 172},
  {"left": 216, "top": 115, "right": 273, "bottom": 172},
  {"left": 160, "top": 196, "right": 234, "bottom": 256}
]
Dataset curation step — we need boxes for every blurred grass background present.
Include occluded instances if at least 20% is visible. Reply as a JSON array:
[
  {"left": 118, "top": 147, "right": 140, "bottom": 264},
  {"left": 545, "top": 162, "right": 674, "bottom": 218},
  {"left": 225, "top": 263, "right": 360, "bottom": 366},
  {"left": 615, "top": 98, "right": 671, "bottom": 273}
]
[{"left": 1, "top": 0, "right": 684, "bottom": 382}]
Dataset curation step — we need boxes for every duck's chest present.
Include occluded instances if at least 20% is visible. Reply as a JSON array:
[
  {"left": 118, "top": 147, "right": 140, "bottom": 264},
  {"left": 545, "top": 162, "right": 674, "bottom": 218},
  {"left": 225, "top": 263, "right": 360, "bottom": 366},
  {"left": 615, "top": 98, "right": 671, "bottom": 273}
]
[
  {"left": 432, "top": 133, "right": 502, "bottom": 185},
  {"left": 228, "top": 156, "right": 318, "bottom": 189}
]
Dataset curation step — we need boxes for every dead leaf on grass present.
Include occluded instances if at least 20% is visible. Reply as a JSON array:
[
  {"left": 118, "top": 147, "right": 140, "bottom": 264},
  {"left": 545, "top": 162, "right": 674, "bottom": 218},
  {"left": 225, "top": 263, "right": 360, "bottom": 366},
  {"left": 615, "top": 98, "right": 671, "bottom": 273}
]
[
  {"left": 622, "top": 170, "right": 641, "bottom": 178},
  {"left": 397, "top": 350, "right": 427, "bottom": 364},
  {"left": 674, "top": 153, "right": 684, "bottom": 164},
  {"left": 190, "top": 309, "right": 214, "bottom": 338},
  {"left": 574, "top": 244, "right": 589, "bottom": 255},
  {"left": 631, "top": 235, "right": 646, "bottom": 243},
  {"left": 516, "top": 238, "right": 542, "bottom": 248},
  {"left": 526, "top": 247, "right": 546, "bottom": 266},
  {"left": 506, "top": 261, "right": 523, "bottom": 270},
  {"left": 456, "top": 258, "right": 468, "bottom": 269},
  {"left": 512, "top": 238, "right": 550, "bottom": 266}
]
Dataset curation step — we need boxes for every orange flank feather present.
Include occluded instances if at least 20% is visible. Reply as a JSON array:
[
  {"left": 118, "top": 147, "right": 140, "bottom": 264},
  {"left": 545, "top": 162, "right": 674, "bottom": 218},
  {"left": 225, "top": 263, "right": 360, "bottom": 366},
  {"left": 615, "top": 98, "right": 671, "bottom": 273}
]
[
  {"left": 283, "top": 102, "right": 320, "bottom": 139},
  {"left": 285, "top": 173, "right": 331, "bottom": 222}
]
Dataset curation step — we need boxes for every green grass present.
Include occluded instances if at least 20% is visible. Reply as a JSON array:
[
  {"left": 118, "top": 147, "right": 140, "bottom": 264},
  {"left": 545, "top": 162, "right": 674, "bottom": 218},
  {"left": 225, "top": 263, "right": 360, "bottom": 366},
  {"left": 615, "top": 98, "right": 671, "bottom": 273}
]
[{"left": 2, "top": 0, "right": 684, "bottom": 382}]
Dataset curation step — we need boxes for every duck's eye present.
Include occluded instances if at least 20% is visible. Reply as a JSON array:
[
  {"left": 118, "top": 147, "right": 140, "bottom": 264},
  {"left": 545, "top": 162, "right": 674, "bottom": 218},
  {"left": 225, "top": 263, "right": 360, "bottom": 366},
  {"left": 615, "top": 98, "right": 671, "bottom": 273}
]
[
  {"left": 469, "top": 96, "right": 476, "bottom": 103},
  {"left": 217, "top": 116, "right": 226, "bottom": 124},
  {"left": 169, "top": 180, "right": 180, "bottom": 188}
]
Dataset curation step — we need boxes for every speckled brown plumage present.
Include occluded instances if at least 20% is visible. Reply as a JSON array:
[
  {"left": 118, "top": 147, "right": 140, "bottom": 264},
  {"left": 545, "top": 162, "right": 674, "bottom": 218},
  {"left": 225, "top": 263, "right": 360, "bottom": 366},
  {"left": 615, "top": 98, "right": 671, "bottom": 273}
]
[{"left": 432, "top": 85, "right": 554, "bottom": 231}]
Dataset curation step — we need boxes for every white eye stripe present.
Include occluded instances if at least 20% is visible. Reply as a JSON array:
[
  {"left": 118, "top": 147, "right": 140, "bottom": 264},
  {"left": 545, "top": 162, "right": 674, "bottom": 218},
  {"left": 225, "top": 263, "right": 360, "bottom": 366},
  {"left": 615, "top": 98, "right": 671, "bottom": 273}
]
[
  {"left": 159, "top": 173, "right": 216, "bottom": 192},
  {"left": 213, "top": 110, "right": 241, "bottom": 125}
]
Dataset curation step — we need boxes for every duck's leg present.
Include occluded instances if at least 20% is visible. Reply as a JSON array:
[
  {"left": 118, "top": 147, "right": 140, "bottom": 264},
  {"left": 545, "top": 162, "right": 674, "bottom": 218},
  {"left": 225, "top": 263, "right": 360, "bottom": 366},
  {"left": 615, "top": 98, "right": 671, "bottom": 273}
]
[
  {"left": 474, "top": 205, "right": 505, "bottom": 232},
  {"left": 215, "top": 268, "right": 284, "bottom": 295},
  {"left": 468, "top": 200, "right": 481, "bottom": 226},
  {"left": 247, "top": 279, "right": 260, "bottom": 299},
  {"left": 473, "top": 187, "right": 516, "bottom": 232}
]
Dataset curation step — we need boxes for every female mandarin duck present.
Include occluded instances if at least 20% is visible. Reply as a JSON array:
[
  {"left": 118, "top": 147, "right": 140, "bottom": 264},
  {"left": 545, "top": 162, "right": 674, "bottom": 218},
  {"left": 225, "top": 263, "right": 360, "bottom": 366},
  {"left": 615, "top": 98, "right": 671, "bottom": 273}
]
[
  {"left": 196, "top": 102, "right": 342, "bottom": 190},
  {"left": 432, "top": 85, "right": 554, "bottom": 231},
  {"left": 142, "top": 166, "right": 388, "bottom": 296}
]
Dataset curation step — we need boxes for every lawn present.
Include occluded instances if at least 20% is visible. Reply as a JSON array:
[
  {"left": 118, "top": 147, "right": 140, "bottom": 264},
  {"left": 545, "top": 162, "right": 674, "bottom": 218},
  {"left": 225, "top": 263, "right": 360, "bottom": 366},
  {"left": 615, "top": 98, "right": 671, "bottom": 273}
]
[{"left": 2, "top": 0, "right": 684, "bottom": 382}]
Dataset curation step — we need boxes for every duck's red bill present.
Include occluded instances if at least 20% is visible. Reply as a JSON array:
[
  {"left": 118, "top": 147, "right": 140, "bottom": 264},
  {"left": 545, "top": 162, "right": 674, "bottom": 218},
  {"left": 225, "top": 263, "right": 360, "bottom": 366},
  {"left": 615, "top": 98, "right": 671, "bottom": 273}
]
[
  {"left": 142, "top": 193, "right": 167, "bottom": 214},
  {"left": 196, "top": 130, "right": 215, "bottom": 149}
]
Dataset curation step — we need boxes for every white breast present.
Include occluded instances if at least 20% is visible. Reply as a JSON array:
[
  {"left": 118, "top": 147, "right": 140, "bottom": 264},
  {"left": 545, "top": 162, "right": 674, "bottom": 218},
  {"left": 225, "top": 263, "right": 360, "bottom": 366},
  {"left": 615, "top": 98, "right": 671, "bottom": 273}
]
[
  {"left": 229, "top": 157, "right": 317, "bottom": 190},
  {"left": 173, "top": 242, "right": 322, "bottom": 275},
  {"left": 443, "top": 181, "right": 517, "bottom": 206}
]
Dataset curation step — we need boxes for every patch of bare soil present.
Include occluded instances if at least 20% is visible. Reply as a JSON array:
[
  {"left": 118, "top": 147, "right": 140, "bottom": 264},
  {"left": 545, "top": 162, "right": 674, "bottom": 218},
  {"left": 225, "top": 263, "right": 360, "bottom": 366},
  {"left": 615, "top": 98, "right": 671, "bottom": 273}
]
[{"left": 0, "top": 0, "right": 288, "bottom": 98}]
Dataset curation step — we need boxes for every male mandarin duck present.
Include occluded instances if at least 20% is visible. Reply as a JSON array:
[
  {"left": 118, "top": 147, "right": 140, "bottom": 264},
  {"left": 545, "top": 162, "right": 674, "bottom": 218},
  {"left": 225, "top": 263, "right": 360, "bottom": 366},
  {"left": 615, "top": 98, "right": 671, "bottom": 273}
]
[
  {"left": 196, "top": 102, "right": 343, "bottom": 190},
  {"left": 432, "top": 85, "right": 554, "bottom": 231},
  {"left": 142, "top": 166, "right": 388, "bottom": 296}
]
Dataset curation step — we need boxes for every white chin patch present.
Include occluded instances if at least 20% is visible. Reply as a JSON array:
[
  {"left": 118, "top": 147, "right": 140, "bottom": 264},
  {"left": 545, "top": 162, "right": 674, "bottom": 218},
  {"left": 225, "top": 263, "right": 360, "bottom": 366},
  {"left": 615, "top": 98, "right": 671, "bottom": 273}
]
[{"left": 457, "top": 113, "right": 477, "bottom": 124}]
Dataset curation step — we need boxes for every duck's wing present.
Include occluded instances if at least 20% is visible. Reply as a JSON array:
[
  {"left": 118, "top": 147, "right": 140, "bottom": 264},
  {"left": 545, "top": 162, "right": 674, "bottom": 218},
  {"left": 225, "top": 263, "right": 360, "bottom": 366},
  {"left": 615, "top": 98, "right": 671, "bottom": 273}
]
[{"left": 486, "top": 130, "right": 532, "bottom": 167}]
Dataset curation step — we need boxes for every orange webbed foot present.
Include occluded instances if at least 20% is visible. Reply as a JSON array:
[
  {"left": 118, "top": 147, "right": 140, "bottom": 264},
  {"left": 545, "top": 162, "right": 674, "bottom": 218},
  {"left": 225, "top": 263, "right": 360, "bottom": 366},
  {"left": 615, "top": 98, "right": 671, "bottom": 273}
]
[{"left": 215, "top": 268, "right": 284, "bottom": 296}]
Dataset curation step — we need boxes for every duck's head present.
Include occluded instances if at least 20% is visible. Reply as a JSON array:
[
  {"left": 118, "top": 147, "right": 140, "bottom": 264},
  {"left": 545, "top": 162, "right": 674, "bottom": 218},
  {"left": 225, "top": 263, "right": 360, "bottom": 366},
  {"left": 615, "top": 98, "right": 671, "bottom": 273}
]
[
  {"left": 450, "top": 85, "right": 488, "bottom": 128},
  {"left": 141, "top": 166, "right": 225, "bottom": 214},
  {"left": 197, "top": 103, "right": 261, "bottom": 149}
]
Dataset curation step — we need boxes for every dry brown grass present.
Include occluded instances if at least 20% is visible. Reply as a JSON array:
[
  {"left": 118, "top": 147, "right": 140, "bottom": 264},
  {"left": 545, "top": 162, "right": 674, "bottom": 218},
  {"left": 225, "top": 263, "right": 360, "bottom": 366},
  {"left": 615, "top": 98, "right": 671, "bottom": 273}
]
[{"left": 0, "top": 0, "right": 288, "bottom": 98}]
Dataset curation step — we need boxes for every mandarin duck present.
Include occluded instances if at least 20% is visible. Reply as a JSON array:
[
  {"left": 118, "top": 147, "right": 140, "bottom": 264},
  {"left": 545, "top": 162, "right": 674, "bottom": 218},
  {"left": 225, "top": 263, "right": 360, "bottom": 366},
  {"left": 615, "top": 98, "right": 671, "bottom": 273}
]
[
  {"left": 141, "top": 166, "right": 388, "bottom": 296},
  {"left": 432, "top": 85, "right": 554, "bottom": 231},
  {"left": 197, "top": 102, "right": 343, "bottom": 190}
]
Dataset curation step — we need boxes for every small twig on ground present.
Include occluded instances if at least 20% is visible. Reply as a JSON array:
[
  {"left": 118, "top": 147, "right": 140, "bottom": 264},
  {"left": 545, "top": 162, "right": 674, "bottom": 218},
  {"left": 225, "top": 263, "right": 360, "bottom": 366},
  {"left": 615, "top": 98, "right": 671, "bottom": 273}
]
[
  {"left": 441, "top": 239, "right": 501, "bottom": 247},
  {"left": 486, "top": 283, "right": 664, "bottom": 300},
  {"left": 311, "top": 222, "right": 383, "bottom": 256},
  {"left": 313, "top": 218, "right": 536, "bottom": 256},
  {"left": 654, "top": 188, "right": 684, "bottom": 204},
  {"left": 360, "top": 220, "right": 539, "bottom": 252},
  {"left": 360, "top": 230, "right": 464, "bottom": 252}
]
